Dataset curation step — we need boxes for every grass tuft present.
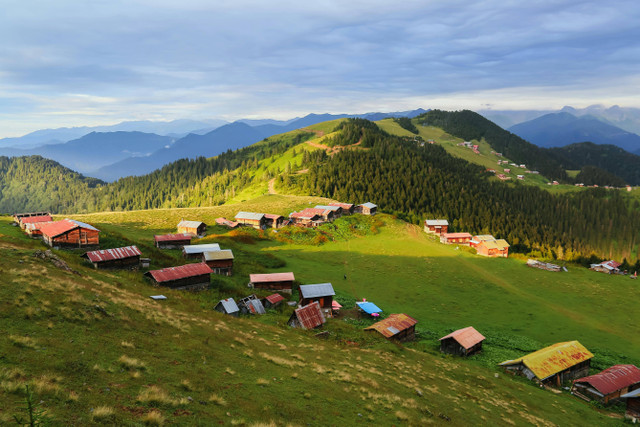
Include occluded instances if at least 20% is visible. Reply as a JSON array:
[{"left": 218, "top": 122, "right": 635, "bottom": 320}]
[
  {"left": 10, "top": 335, "right": 37, "bottom": 348},
  {"left": 208, "top": 393, "right": 227, "bottom": 406},
  {"left": 119, "top": 355, "right": 146, "bottom": 371},
  {"left": 92, "top": 406, "right": 116, "bottom": 422},
  {"left": 141, "top": 409, "right": 165, "bottom": 426}
]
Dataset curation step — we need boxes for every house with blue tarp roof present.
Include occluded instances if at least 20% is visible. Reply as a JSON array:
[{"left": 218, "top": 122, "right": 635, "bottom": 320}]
[{"left": 356, "top": 301, "right": 382, "bottom": 315}]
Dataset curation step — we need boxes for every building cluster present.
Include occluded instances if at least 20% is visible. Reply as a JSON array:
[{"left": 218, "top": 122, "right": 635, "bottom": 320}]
[{"left": 424, "top": 219, "right": 510, "bottom": 258}]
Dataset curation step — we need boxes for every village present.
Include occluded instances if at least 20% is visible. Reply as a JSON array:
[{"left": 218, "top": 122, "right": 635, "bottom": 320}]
[{"left": 10, "top": 205, "right": 640, "bottom": 422}]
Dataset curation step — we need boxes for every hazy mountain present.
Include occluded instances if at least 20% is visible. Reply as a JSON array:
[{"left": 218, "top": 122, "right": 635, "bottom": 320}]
[
  {"left": 560, "top": 105, "right": 640, "bottom": 135},
  {"left": 478, "top": 110, "right": 552, "bottom": 129},
  {"left": 508, "top": 112, "right": 640, "bottom": 152}
]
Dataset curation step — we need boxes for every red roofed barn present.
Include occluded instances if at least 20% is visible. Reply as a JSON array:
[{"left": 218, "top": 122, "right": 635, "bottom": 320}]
[
  {"left": 39, "top": 219, "right": 100, "bottom": 248},
  {"left": 572, "top": 365, "right": 640, "bottom": 404},
  {"left": 439, "top": 326, "right": 486, "bottom": 356},
  {"left": 82, "top": 246, "right": 142, "bottom": 269},
  {"left": 144, "top": 263, "right": 212, "bottom": 290}
]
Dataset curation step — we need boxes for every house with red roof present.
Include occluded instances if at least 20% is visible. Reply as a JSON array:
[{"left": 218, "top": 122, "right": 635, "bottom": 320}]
[
  {"left": 19, "top": 214, "right": 53, "bottom": 230},
  {"left": 39, "top": 219, "right": 100, "bottom": 249},
  {"left": 144, "top": 263, "right": 212, "bottom": 290},
  {"left": 82, "top": 246, "right": 142, "bottom": 269},
  {"left": 440, "top": 232, "right": 472, "bottom": 245},
  {"left": 365, "top": 313, "right": 418, "bottom": 342},
  {"left": 439, "top": 326, "right": 485, "bottom": 356},
  {"left": 572, "top": 365, "right": 640, "bottom": 404},
  {"left": 249, "top": 272, "right": 295, "bottom": 293},
  {"left": 154, "top": 233, "right": 192, "bottom": 249},
  {"left": 590, "top": 260, "right": 622, "bottom": 274},
  {"left": 287, "top": 302, "right": 326, "bottom": 329}
]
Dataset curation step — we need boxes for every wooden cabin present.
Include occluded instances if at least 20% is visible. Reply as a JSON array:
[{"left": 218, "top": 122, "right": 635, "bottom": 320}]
[
  {"left": 622, "top": 389, "right": 640, "bottom": 422},
  {"left": 590, "top": 260, "right": 621, "bottom": 274},
  {"left": 263, "top": 214, "right": 284, "bottom": 229},
  {"left": 289, "top": 210, "right": 323, "bottom": 227},
  {"left": 439, "top": 326, "right": 485, "bottom": 356},
  {"left": 262, "top": 293, "right": 285, "bottom": 309},
  {"left": 469, "top": 234, "right": 495, "bottom": 248},
  {"left": 475, "top": 238, "right": 510, "bottom": 258},
  {"left": 144, "top": 263, "right": 212, "bottom": 290},
  {"left": 365, "top": 313, "right": 418, "bottom": 342},
  {"left": 500, "top": 341, "right": 593, "bottom": 386},
  {"left": 294, "top": 207, "right": 334, "bottom": 222},
  {"left": 424, "top": 219, "right": 449, "bottom": 235},
  {"left": 235, "top": 212, "right": 266, "bottom": 229},
  {"left": 177, "top": 220, "right": 207, "bottom": 237},
  {"left": 440, "top": 232, "right": 472, "bottom": 245},
  {"left": 154, "top": 233, "right": 192, "bottom": 249},
  {"left": 82, "top": 246, "right": 141, "bottom": 269},
  {"left": 182, "top": 243, "right": 221, "bottom": 259},
  {"left": 288, "top": 302, "right": 326, "bottom": 329},
  {"left": 201, "top": 249, "right": 234, "bottom": 276},
  {"left": 299, "top": 283, "right": 335, "bottom": 317},
  {"left": 39, "top": 219, "right": 100, "bottom": 249},
  {"left": 24, "top": 221, "right": 55, "bottom": 238},
  {"left": 13, "top": 211, "right": 51, "bottom": 224},
  {"left": 214, "top": 298, "right": 239, "bottom": 317},
  {"left": 572, "top": 365, "right": 640, "bottom": 404},
  {"left": 19, "top": 214, "right": 53, "bottom": 229},
  {"left": 329, "top": 202, "right": 355, "bottom": 215},
  {"left": 249, "top": 272, "right": 295, "bottom": 293},
  {"left": 315, "top": 205, "right": 342, "bottom": 219},
  {"left": 356, "top": 202, "right": 377, "bottom": 215}
]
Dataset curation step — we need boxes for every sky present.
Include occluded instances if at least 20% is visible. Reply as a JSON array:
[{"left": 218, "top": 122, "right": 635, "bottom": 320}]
[{"left": 2, "top": 0, "right": 640, "bottom": 137}]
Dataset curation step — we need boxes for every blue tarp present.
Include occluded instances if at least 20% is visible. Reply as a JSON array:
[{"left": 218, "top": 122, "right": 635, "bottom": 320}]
[{"left": 356, "top": 301, "right": 382, "bottom": 314}]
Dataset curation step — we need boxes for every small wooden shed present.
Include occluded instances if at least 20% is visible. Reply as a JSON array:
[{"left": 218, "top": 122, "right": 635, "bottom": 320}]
[
  {"left": 289, "top": 211, "right": 323, "bottom": 227},
  {"left": 622, "top": 388, "right": 640, "bottom": 422},
  {"left": 329, "top": 202, "right": 355, "bottom": 215},
  {"left": 424, "top": 219, "right": 448, "bottom": 235},
  {"left": 264, "top": 214, "right": 284, "bottom": 229},
  {"left": 238, "top": 294, "right": 266, "bottom": 315},
  {"left": 288, "top": 302, "right": 326, "bottom": 329},
  {"left": 182, "top": 243, "right": 221, "bottom": 259},
  {"left": 13, "top": 211, "right": 51, "bottom": 224},
  {"left": 249, "top": 272, "right": 295, "bottom": 293},
  {"left": 476, "top": 239, "right": 510, "bottom": 258},
  {"left": 262, "top": 293, "right": 285, "bottom": 309},
  {"left": 299, "top": 283, "right": 335, "bottom": 317},
  {"left": 154, "top": 233, "right": 192, "bottom": 249},
  {"left": 356, "top": 202, "right": 377, "bottom": 215},
  {"left": 144, "top": 263, "right": 212, "bottom": 290},
  {"left": 365, "top": 313, "right": 418, "bottom": 342},
  {"left": 315, "top": 205, "right": 342, "bottom": 219},
  {"left": 177, "top": 220, "right": 207, "bottom": 236},
  {"left": 235, "top": 212, "right": 266, "bottom": 229},
  {"left": 202, "top": 249, "right": 234, "bottom": 275},
  {"left": 439, "top": 326, "right": 485, "bottom": 356},
  {"left": 440, "top": 232, "right": 472, "bottom": 245},
  {"left": 39, "top": 219, "right": 100, "bottom": 249},
  {"left": 214, "top": 298, "right": 240, "bottom": 317},
  {"left": 572, "top": 365, "right": 640, "bottom": 404},
  {"left": 82, "top": 245, "right": 142, "bottom": 269}
]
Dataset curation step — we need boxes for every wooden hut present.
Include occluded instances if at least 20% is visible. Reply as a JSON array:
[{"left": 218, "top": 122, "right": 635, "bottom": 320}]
[
  {"left": 299, "top": 283, "right": 335, "bottom": 317},
  {"left": 182, "top": 243, "right": 221, "bottom": 259},
  {"left": 154, "top": 233, "right": 192, "bottom": 249},
  {"left": 82, "top": 246, "right": 142, "bottom": 269},
  {"left": 144, "top": 263, "right": 212, "bottom": 290},
  {"left": 238, "top": 294, "right": 266, "bottom": 315},
  {"left": 288, "top": 302, "right": 326, "bottom": 329},
  {"left": 235, "top": 212, "right": 266, "bottom": 229},
  {"left": 469, "top": 234, "right": 495, "bottom": 248},
  {"left": 262, "top": 293, "right": 284, "bottom": 309},
  {"left": 249, "top": 272, "right": 295, "bottom": 293},
  {"left": 177, "top": 220, "right": 207, "bottom": 236},
  {"left": 365, "top": 313, "right": 418, "bottom": 342},
  {"left": 622, "top": 389, "right": 640, "bottom": 422},
  {"left": 440, "top": 232, "right": 472, "bottom": 245},
  {"left": 39, "top": 219, "right": 100, "bottom": 249},
  {"left": 572, "top": 365, "right": 640, "bottom": 404},
  {"left": 439, "top": 326, "right": 485, "bottom": 356},
  {"left": 424, "top": 219, "right": 448, "bottom": 235},
  {"left": 24, "top": 221, "right": 55, "bottom": 238},
  {"left": 201, "top": 249, "right": 234, "bottom": 276},
  {"left": 315, "top": 205, "right": 342, "bottom": 219},
  {"left": 356, "top": 202, "right": 377, "bottom": 215},
  {"left": 590, "top": 260, "right": 621, "bottom": 274},
  {"left": 329, "top": 202, "right": 355, "bottom": 215},
  {"left": 500, "top": 341, "right": 593, "bottom": 386},
  {"left": 289, "top": 210, "right": 323, "bottom": 227},
  {"left": 475, "top": 239, "right": 510, "bottom": 258},
  {"left": 13, "top": 212, "right": 50, "bottom": 224},
  {"left": 264, "top": 214, "right": 284, "bottom": 229},
  {"left": 214, "top": 298, "right": 239, "bottom": 317},
  {"left": 19, "top": 214, "right": 53, "bottom": 229}
]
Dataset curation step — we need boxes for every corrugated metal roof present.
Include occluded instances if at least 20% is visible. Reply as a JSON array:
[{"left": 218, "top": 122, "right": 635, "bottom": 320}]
[
  {"left": 365, "top": 314, "right": 418, "bottom": 338},
  {"left": 235, "top": 211, "right": 265, "bottom": 221},
  {"left": 329, "top": 202, "right": 353, "bottom": 209},
  {"left": 249, "top": 272, "right": 295, "bottom": 283},
  {"left": 246, "top": 299, "right": 266, "bottom": 314},
  {"left": 183, "top": 243, "right": 221, "bottom": 254},
  {"left": 202, "top": 249, "right": 234, "bottom": 261},
  {"left": 177, "top": 220, "right": 205, "bottom": 229},
  {"left": 39, "top": 219, "right": 100, "bottom": 238},
  {"left": 473, "top": 234, "right": 496, "bottom": 241},
  {"left": 215, "top": 217, "right": 239, "bottom": 227},
  {"left": 360, "top": 202, "right": 377, "bottom": 209},
  {"left": 425, "top": 219, "right": 449, "bottom": 226},
  {"left": 290, "top": 211, "right": 320, "bottom": 220},
  {"left": 146, "top": 263, "right": 212, "bottom": 283},
  {"left": 442, "top": 232, "right": 472, "bottom": 239},
  {"left": 84, "top": 245, "right": 141, "bottom": 263},
  {"left": 218, "top": 298, "right": 239, "bottom": 313},
  {"left": 603, "top": 260, "right": 621, "bottom": 269},
  {"left": 25, "top": 221, "right": 55, "bottom": 231},
  {"left": 494, "top": 239, "right": 510, "bottom": 249},
  {"left": 500, "top": 341, "right": 594, "bottom": 380},
  {"left": 154, "top": 233, "right": 192, "bottom": 243},
  {"left": 263, "top": 214, "right": 283, "bottom": 220},
  {"left": 264, "top": 294, "right": 284, "bottom": 304},
  {"left": 294, "top": 302, "right": 325, "bottom": 329},
  {"left": 69, "top": 219, "right": 99, "bottom": 231},
  {"left": 299, "top": 283, "right": 335, "bottom": 298},
  {"left": 622, "top": 388, "right": 640, "bottom": 398},
  {"left": 315, "top": 205, "right": 341, "bottom": 211},
  {"left": 574, "top": 365, "right": 640, "bottom": 396},
  {"left": 356, "top": 301, "right": 383, "bottom": 314},
  {"left": 20, "top": 215, "right": 53, "bottom": 224},
  {"left": 439, "top": 326, "right": 485, "bottom": 350}
]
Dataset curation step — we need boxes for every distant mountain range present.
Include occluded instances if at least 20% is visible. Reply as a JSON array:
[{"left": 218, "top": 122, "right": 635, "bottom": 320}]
[{"left": 508, "top": 112, "right": 640, "bottom": 153}]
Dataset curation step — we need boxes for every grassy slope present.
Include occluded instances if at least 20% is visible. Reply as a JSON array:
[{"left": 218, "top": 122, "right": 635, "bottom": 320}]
[{"left": 1, "top": 195, "right": 632, "bottom": 425}]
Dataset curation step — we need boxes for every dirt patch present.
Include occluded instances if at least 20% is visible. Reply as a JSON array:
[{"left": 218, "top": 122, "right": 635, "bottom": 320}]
[{"left": 33, "top": 250, "right": 79, "bottom": 274}]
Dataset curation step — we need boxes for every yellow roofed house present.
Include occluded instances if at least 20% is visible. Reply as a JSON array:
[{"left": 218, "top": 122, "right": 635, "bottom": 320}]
[{"left": 500, "top": 341, "right": 593, "bottom": 386}]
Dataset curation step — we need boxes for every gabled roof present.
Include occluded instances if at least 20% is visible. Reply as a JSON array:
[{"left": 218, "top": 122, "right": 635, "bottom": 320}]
[
  {"left": 299, "top": 283, "right": 335, "bottom": 299},
  {"left": 39, "top": 219, "right": 100, "bottom": 238},
  {"left": 290, "top": 211, "right": 321, "bottom": 220},
  {"left": 145, "top": 263, "right": 212, "bottom": 283},
  {"left": 439, "top": 326, "right": 485, "bottom": 350},
  {"left": 177, "top": 220, "right": 205, "bottom": 229},
  {"left": 329, "top": 202, "right": 354, "bottom": 209},
  {"left": 215, "top": 217, "right": 239, "bottom": 227},
  {"left": 473, "top": 234, "right": 495, "bottom": 242},
  {"left": 292, "top": 302, "right": 325, "bottom": 329},
  {"left": 217, "top": 298, "right": 239, "bottom": 314},
  {"left": 365, "top": 313, "right": 418, "bottom": 338},
  {"left": 154, "top": 233, "right": 193, "bottom": 243},
  {"left": 83, "top": 246, "right": 141, "bottom": 263},
  {"left": 235, "top": 211, "right": 265, "bottom": 221},
  {"left": 202, "top": 249, "right": 234, "bottom": 261},
  {"left": 20, "top": 215, "right": 53, "bottom": 224},
  {"left": 442, "top": 232, "right": 472, "bottom": 239},
  {"left": 263, "top": 214, "right": 283, "bottom": 220},
  {"left": 264, "top": 294, "right": 284, "bottom": 305},
  {"left": 25, "top": 221, "right": 55, "bottom": 231},
  {"left": 500, "top": 341, "right": 593, "bottom": 380},
  {"left": 360, "top": 202, "right": 377, "bottom": 209},
  {"left": 602, "top": 260, "right": 621, "bottom": 269},
  {"left": 315, "top": 205, "right": 341, "bottom": 212},
  {"left": 182, "top": 243, "right": 221, "bottom": 254},
  {"left": 245, "top": 299, "right": 266, "bottom": 314},
  {"left": 574, "top": 365, "right": 640, "bottom": 396},
  {"left": 356, "top": 301, "right": 383, "bottom": 314},
  {"left": 480, "top": 239, "right": 510, "bottom": 250},
  {"left": 249, "top": 272, "right": 295, "bottom": 283},
  {"left": 425, "top": 219, "right": 449, "bottom": 226}
]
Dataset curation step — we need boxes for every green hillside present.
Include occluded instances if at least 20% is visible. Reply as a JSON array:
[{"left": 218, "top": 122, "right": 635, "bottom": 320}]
[{"left": 1, "top": 195, "right": 634, "bottom": 425}]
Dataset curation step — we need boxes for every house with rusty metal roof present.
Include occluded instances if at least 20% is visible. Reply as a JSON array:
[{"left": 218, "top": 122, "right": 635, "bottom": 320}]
[
  {"left": 202, "top": 249, "right": 234, "bottom": 276},
  {"left": 572, "top": 365, "right": 640, "bottom": 404},
  {"left": 424, "top": 219, "right": 448, "bottom": 235},
  {"left": 177, "top": 220, "right": 207, "bottom": 236},
  {"left": 82, "top": 245, "right": 142, "bottom": 269},
  {"left": 19, "top": 214, "right": 53, "bottom": 229},
  {"left": 39, "top": 219, "right": 100, "bottom": 249},
  {"left": 262, "top": 293, "right": 285, "bottom": 309},
  {"left": 288, "top": 302, "right": 326, "bottom": 330},
  {"left": 154, "top": 233, "right": 192, "bottom": 249},
  {"left": 365, "top": 313, "right": 418, "bottom": 342},
  {"left": 500, "top": 341, "right": 593, "bottom": 386},
  {"left": 249, "top": 272, "right": 295, "bottom": 293},
  {"left": 214, "top": 298, "right": 239, "bottom": 317},
  {"left": 235, "top": 211, "right": 266, "bottom": 229},
  {"left": 590, "top": 260, "right": 622, "bottom": 274},
  {"left": 328, "top": 202, "right": 355, "bottom": 215},
  {"left": 144, "top": 263, "right": 212, "bottom": 290},
  {"left": 439, "top": 326, "right": 485, "bottom": 356}
]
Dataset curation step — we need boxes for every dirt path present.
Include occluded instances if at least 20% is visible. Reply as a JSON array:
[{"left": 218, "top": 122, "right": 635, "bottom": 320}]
[{"left": 268, "top": 178, "right": 277, "bottom": 194}]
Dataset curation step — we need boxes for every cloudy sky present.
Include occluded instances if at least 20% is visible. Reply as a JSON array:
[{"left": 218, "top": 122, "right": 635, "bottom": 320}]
[{"left": 2, "top": 0, "right": 639, "bottom": 137}]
